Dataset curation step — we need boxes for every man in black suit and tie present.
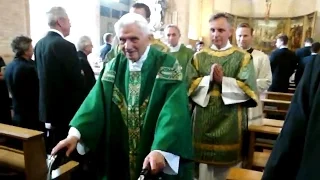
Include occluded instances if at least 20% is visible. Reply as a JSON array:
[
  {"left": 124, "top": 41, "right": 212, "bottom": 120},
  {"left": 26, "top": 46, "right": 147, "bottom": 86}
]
[
  {"left": 295, "top": 42, "right": 320, "bottom": 85},
  {"left": 34, "top": 7, "right": 85, "bottom": 153},
  {"left": 295, "top": 37, "right": 313, "bottom": 62},
  {"left": 269, "top": 34, "right": 298, "bottom": 93}
]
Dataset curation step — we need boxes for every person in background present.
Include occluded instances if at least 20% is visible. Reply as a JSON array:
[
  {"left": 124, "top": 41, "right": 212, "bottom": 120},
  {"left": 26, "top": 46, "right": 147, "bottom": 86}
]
[
  {"left": 268, "top": 34, "right": 298, "bottom": 93},
  {"left": 262, "top": 54, "right": 320, "bottom": 180},
  {"left": 196, "top": 41, "right": 204, "bottom": 52},
  {"left": 165, "top": 24, "right": 194, "bottom": 77},
  {"left": 104, "top": 2, "right": 169, "bottom": 62},
  {"left": 5, "top": 36, "right": 41, "bottom": 130},
  {"left": 77, "top": 36, "right": 96, "bottom": 96},
  {"left": 99, "top": 33, "right": 112, "bottom": 60},
  {"left": 0, "top": 56, "right": 12, "bottom": 125},
  {"left": 51, "top": 13, "right": 193, "bottom": 180},
  {"left": 34, "top": 6, "right": 85, "bottom": 153},
  {"left": 295, "top": 42, "right": 320, "bottom": 85},
  {"left": 186, "top": 13, "right": 257, "bottom": 180},
  {"left": 295, "top": 37, "right": 313, "bottom": 63},
  {"left": 236, "top": 22, "right": 272, "bottom": 125}
]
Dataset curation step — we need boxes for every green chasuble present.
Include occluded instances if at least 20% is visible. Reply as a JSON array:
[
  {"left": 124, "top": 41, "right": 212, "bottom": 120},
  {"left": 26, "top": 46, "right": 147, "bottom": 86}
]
[
  {"left": 170, "top": 44, "right": 194, "bottom": 77},
  {"left": 104, "top": 38, "right": 169, "bottom": 63},
  {"left": 186, "top": 47, "right": 258, "bottom": 166},
  {"left": 70, "top": 47, "right": 193, "bottom": 180}
]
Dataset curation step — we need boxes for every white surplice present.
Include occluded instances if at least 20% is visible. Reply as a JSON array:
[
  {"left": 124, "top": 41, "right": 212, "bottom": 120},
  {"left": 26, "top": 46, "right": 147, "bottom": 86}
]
[{"left": 248, "top": 49, "right": 272, "bottom": 125}]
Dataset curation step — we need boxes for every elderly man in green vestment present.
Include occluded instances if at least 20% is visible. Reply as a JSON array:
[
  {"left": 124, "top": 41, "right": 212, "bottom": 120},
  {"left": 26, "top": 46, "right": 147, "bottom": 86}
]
[
  {"left": 51, "top": 13, "right": 193, "bottom": 180},
  {"left": 186, "top": 13, "right": 258, "bottom": 180},
  {"left": 105, "top": 2, "right": 169, "bottom": 63},
  {"left": 164, "top": 24, "right": 194, "bottom": 77}
]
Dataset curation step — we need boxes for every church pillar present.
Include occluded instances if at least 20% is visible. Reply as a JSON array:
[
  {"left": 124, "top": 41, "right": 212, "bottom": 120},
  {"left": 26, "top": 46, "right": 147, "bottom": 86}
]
[
  {"left": 187, "top": 0, "right": 202, "bottom": 42},
  {"left": 200, "top": 0, "right": 215, "bottom": 47}
]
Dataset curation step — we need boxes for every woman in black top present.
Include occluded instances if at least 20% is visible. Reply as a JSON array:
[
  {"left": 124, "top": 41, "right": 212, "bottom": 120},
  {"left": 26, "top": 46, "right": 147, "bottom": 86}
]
[{"left": 5, "top": 36, "right": 41, "bottom": 130}]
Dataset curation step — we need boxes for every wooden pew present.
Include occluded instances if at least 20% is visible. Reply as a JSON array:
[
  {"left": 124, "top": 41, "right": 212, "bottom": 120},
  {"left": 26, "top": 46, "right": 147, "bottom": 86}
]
[
  {"left": 262, "top": 118, "right": 284, "bottom": 128},
  {"left": 261, "top": 98, "right": 291, "bottom": 120},
  {"left": 0, "top": 123, "right": 79, "bottom": 180},
  {"left": 288, "top": 88, "right": 296, "bottom": 93},
  {"left": 246, "top": 125, "right": 281, "bottom": 169},
  {"left": 252, "top": 151, "right": 270, "bottom": 168},
  {"left": 227, "top": 167, "right": 263, "bottom": 180},
  {"left": 265, "top": 92, "right": 293, "bottom": 101}
]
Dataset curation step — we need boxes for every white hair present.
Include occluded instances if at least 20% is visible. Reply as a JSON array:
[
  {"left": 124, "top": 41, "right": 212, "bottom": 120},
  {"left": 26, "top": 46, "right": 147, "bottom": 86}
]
[
  {"left": 77, "top": 36, "right": 92, "bottom": 51},
  {"left": 46, "top": 7, "right": 68, "bottom": 28},
  {"left": 114, "top": 13, "right": 150, "bottom": 37}
]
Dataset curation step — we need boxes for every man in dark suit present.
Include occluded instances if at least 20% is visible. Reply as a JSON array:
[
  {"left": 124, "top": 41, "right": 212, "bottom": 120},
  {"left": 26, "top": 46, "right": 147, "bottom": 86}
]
[
  {"left": 34, "top": 7, "right": 85, "bottom": 152},
  {"left": 295, "top": 42, "right": 320, "bottom": 85},
  {"left": 99, "top": 33, "right": 112, "bottom": 60},
  {"left": 295, "top": 37, "right": 313, "bottom": 62},
  {"left": 76, "top": 36, "right": 96, "bottom": 96},
  {"left": 269, "top": 34, "right": 299, "bottom": 93}
]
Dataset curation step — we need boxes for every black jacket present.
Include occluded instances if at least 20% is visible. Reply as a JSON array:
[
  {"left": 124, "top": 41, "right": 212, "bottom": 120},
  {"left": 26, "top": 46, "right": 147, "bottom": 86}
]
[
  {"left": 269, "top": 48, "right": 298, "bottom": 92},
  {"left": 77, "top": 51, "right": 96, "bottom": 96},
  {"left": 34, "top": 31, "right": 85, "bottom": 128},
  {"left": 5, "top": 57, "right": 40, "bottom": 130}
]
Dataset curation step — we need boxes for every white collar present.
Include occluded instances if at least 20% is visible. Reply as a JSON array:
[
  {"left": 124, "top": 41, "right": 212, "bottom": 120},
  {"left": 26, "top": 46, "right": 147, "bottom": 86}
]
[
  {"left": 49, "top": 29, "right": 64, "bottom": 38},
  {"left": 128, "top": 45, "right": 150, "bottom": 71},
  {"left": 211, "top": 41, "right": 232, "bottom": 51},
  {"left": 305, "top": 43, "right": 312, "bottom": 47},
  {"left": 311, "top": 52, "right": 318, "bottom": 55},
  {"left": 169, "top": 42, "right": 181, "bottom": 53},
  {"left": 279, "top": 45, "right": 288, "bottom": 49}
]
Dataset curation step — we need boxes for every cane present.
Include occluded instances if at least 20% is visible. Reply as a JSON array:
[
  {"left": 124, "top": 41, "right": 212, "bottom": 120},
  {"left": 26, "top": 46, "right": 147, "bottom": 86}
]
[{"left": 137, "top": 164, "right": 163, "bottom": 180}]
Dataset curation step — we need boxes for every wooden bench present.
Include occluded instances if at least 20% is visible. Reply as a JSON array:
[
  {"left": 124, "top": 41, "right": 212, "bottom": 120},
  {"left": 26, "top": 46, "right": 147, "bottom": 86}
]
[
  {"left": 288, "top": 88, "right": 296, "bottom": 93},
  {"left": 0, "top": 123, "right": 79, "bottom": 180},
  {"left": 265, "top": 92, "right": 293, "bottom": 101},
  {"left": 227, "top": 167, "right": 263, "bottom": 180},
  {"left": 252, "top": 151, "right": 270, "bottom": 168},
  {"left": 246, "top": 125, "right": 281, "bottom": 169},
  {"left": 262, "top": 118, "right": 284, "bottom": 128},
  {"left": 261, "top": 99, "right": 291, "bottom": 119}
]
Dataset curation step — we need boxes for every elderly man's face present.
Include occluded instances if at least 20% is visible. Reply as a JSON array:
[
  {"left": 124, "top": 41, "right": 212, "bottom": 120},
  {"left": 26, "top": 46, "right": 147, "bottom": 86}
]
[
  {"left": 209, "top": 17, "right": 232, "bottom": 49},
  {"left": 57, "top": 16, "right": 71, "bottom": 37},
  {"left": 119, "top": 23, "right": 149, "bottom": 61},
  {"left": 85, "top": 41, "right": 93, "bottom": 55}
]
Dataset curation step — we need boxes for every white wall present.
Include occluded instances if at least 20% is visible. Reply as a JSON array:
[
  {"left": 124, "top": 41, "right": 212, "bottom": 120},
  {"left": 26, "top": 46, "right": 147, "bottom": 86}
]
[
  {"left": 29, "top": 0, "right": 100, "bottom": 61},
  {"left": 29, "top": 0, "right": 100, "bottom": 48}
]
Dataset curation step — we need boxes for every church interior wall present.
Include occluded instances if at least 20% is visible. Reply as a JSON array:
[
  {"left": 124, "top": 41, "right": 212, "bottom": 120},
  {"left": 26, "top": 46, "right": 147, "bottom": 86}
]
[
  {"left": 0, "top": 0, "right": 30, "bottom": 64},
  {"left": 2, "top": 0, "right": 320, "bottom": 62}
]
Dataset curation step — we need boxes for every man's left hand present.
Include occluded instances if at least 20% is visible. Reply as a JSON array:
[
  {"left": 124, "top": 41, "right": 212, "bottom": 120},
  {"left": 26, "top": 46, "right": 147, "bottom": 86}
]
[
  {"left": 143, "top": 151, "right": 166, "bottom": 174},
  {"left": 213, "top": 64, "right": 223, "bottom": 84}
]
